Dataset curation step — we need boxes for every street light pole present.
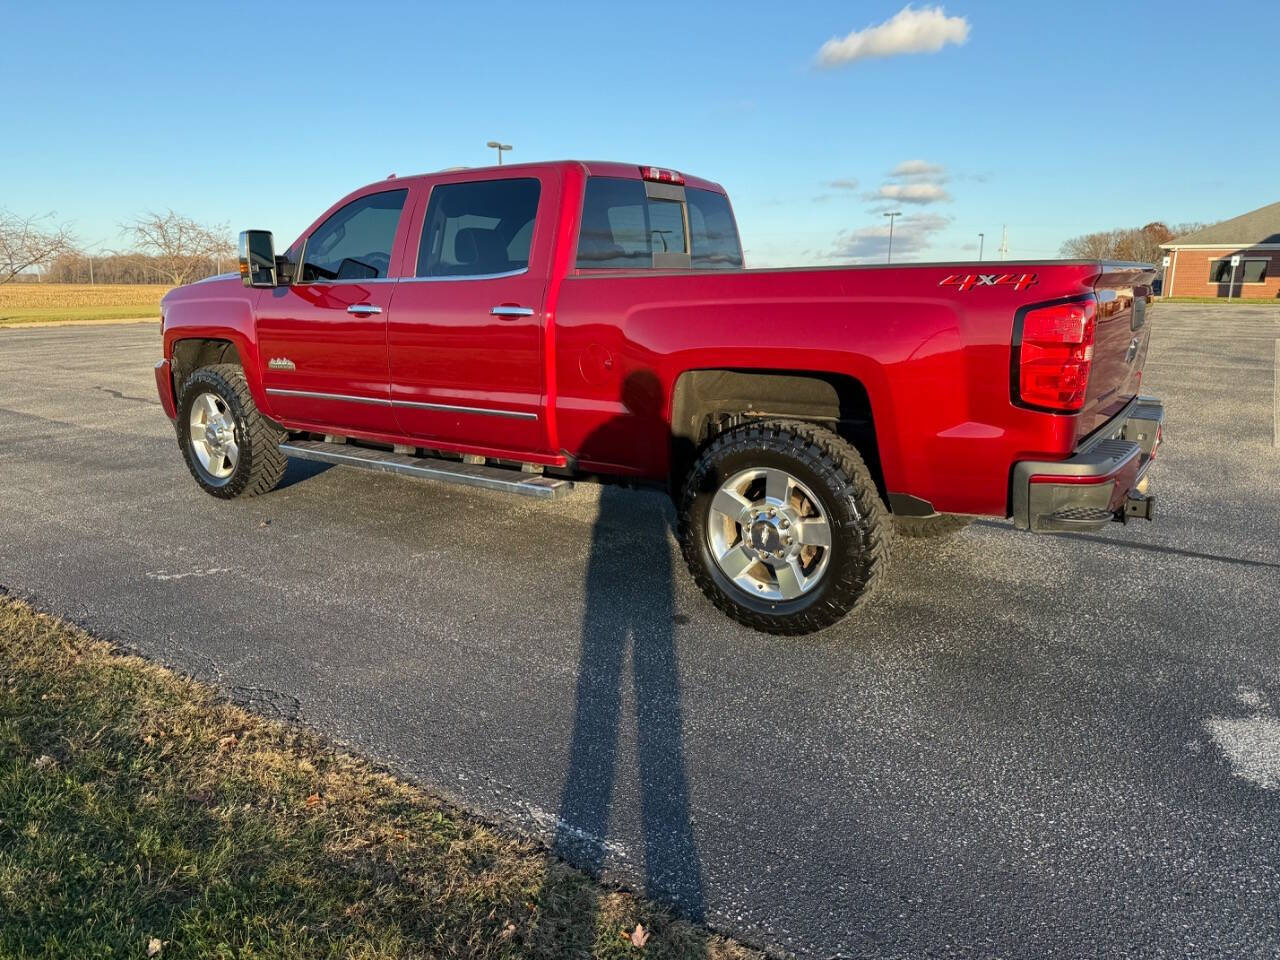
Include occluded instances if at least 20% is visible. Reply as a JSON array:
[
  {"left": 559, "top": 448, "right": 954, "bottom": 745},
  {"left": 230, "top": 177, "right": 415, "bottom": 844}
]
[
  {"left": 883, "top": 211, "right": 902, "bottom": 264},
  {"left": 85, "top": 239, "right": 107, "bottom": 285},
  {"left": 977, "top": 232, "right": 984, "bottom": 261},
  {"left": 485, "top": 140, "right": 512, "bottom": 165}
]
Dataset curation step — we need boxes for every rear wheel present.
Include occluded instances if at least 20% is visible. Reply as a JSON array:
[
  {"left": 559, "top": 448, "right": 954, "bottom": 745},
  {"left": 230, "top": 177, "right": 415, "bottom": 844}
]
[
  {"left": 678, "top": 420, "right": 890, "bottom": 635},
  {"left": 177, "top": 364, "right": 286, "bottom": 499},
  {"left": 893, "top": 514, "right": 972, "bottom": 539}
]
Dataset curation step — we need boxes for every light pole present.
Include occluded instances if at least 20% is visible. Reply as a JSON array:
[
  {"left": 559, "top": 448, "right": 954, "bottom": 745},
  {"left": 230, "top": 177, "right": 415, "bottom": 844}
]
[
  {"left": 486, "top": 140, "right": 512, "bottom": 165},
  {"left": 84, "top": 239, "right": 108, "bottom": 285},
  {"left": 977, "top": 232, "right": 985, "bottom": 261},
  {"left": 883, "top": 211, "right": 902, "bottom": 264}
]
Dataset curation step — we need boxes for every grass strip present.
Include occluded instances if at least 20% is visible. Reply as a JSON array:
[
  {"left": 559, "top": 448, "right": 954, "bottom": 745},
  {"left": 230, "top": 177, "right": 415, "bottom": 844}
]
[
  {"left": 0, "top": 596, "right": 758, "bottom": 960},
  {"left": 0, "top": 306, "right": 161, "bottom": 324},
  {"left": 1157, "top": 297, "right": 1280, "bottom": 306}
]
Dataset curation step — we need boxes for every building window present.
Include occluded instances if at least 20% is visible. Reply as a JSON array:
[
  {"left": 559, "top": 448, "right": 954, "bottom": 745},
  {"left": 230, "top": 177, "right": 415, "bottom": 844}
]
[{"left": 1209, "top": 258, "right": 1269, "bottom": 284}]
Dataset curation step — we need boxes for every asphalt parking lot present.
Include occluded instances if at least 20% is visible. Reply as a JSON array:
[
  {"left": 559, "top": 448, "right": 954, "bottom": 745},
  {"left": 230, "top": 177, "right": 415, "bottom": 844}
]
[{"left": 1, "top": 303, "right": 1277, "bottom": 958}]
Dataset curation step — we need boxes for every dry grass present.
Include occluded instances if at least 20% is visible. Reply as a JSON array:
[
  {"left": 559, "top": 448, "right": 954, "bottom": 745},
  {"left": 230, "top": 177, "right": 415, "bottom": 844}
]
[
  {"left": 0, "top": 596, "right": 759, "bottom": 960},
  {"left": 0, "top": 283, "right": 168, "bottom": 323}
]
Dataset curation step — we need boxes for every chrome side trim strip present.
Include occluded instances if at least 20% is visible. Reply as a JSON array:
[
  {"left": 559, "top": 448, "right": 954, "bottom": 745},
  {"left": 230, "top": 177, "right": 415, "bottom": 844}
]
[
  {"left": 400, "top": 267, "right": 529, "bottom": 283},
  {"left": 393, "top": 398, "right": 538, "bottom": 420},
  {"left": 295, "top": 277, "right": 398, "bottom": 285},
  {"left": 265, "top": 386, "right": 536, "bottom": 420},
  {"left": 266, "top": 387, "right": 392, "bottom": 406}
]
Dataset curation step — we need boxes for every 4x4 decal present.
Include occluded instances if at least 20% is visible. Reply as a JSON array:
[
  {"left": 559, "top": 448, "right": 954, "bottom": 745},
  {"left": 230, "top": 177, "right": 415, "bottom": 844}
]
[{"left": 940, "top": 272, "right": 1038, "bottom": 292}]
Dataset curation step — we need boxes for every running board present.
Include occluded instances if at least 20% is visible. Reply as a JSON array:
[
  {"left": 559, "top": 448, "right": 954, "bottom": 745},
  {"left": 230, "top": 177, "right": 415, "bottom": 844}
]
[{"left": 279, "top": 440, "right": 574, "bottom": 500}]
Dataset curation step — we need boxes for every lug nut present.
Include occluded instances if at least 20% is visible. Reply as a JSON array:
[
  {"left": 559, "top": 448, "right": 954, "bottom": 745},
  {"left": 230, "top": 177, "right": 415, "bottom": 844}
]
[
  {"left": 780, "top": 518, "right": 790, "bottom": 529},
  {"left": 768, "top": 507, "right": 776, "bottom": 517}
]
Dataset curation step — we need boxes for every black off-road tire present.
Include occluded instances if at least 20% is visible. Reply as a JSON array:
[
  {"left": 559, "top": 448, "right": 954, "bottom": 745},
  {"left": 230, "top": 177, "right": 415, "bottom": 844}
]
[
  {"left": 893, "top": 514, "right": 972, "bottom": 539},
  {"left": 177, "top": 363, "right": 286, "bottom": 499},
  {"left": 678, "top": 419, "right": 891, "bottom": 635}
]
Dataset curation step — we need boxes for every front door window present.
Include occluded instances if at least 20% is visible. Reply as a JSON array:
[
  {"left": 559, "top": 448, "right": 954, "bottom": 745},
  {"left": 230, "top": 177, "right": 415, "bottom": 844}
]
[{"left": 301, "top": 190, "right": 407, "bottom": 283}]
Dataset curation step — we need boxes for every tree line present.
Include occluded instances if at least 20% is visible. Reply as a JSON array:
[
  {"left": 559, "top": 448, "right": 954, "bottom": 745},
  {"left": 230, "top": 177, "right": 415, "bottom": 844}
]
[
  {"left": 4, "top": 205, "right": 1218, "bottom": 288},
  {"left": 1, "top": 209, "right": 234, "bottom": 287},
  {"left": 1058, "top": 221, "right": 1209, "bottom": 264}
]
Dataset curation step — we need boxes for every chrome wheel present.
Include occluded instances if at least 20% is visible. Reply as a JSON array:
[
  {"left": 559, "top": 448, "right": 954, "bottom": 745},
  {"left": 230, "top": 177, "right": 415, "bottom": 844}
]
[
  {"left": 706, "top": 467, "right": 833, "bottom": 601},
  {"left": 187, "top": 391, "right": 239, "bottom": 481}
]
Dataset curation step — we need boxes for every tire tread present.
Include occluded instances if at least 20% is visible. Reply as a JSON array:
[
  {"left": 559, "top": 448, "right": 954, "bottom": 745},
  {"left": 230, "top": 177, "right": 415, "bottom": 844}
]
[
  {"left": 677, "top": 419, "right": 890, "bottom": 635},
  {"left": 177, "top": 363, "right": 286, "bottom": 499}
]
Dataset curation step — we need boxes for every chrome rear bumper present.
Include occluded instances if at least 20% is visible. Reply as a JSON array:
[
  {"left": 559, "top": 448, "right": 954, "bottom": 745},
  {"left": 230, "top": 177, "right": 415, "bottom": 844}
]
[{"left": 1012, "top": 396, "right": 1164, "bottom": 533}]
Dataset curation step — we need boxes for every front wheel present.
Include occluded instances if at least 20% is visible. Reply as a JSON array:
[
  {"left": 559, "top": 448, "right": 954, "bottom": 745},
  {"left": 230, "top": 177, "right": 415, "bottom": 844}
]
[
  {"left": 177, "top": 363, "right": 286, "bottom": 499},
  {"left": 678, "top": 420, "right": 890, "bottom": 635}
]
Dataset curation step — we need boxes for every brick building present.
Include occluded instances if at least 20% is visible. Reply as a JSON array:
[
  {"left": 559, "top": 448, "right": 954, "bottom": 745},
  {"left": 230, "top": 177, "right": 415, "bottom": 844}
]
[{"left": 1160, "top": 201, "right": 1280, "bottom": 299}]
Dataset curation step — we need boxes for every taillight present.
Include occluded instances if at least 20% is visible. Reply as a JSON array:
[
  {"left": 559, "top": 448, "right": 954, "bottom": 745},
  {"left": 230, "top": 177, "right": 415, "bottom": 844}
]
[
  {"left": 639, "top": 165, "right": 685, "bottom": 186},
  {"left": 1014, "top": 297, "right": 1096, "bottom": 412}
]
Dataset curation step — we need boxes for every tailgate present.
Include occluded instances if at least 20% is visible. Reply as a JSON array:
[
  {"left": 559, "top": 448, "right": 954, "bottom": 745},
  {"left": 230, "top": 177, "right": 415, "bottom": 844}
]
[{"left": 1077, "top": 264, "right": 1156, "bottom": 441}]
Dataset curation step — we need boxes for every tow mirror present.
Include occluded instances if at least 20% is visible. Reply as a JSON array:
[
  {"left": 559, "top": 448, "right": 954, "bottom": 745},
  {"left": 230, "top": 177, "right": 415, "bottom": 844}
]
[{"left": 238, "top": 230, "right": 278, "bottom": 287}]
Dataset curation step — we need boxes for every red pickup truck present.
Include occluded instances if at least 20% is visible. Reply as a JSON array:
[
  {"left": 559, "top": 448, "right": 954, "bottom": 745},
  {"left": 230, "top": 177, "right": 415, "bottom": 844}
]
[{"left": 156, "top": 160, "right": 1163, "bottom": 634}]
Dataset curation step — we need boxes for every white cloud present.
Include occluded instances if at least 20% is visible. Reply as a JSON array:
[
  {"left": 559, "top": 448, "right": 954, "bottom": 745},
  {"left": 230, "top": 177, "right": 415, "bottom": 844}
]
[
  {"left": 890, "top": 160, "right": 948, "bottom": 181},
  {"left": 828, "top": 213, "right": 951, "bottom": 263},
  {"left": 868, "top": 160, "right": 952, "bottom": 208},
  {"left": 874, "top": 182, "right": 951, "bottom": 204},
  {"left": 817, "top": 5, "right": 970, "bottom": 67},
  {"left": 827, "top": 178, "right": 860, "bottom": 190}
]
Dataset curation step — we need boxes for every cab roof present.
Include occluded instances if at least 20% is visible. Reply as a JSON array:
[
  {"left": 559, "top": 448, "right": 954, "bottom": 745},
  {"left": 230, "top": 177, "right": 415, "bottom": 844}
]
[{"left": 374, "top": 160, "right": 726, "bottom": 195}]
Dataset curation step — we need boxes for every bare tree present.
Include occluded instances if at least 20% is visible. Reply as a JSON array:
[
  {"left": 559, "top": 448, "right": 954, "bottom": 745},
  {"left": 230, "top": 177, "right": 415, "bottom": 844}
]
[
  {"left": 124, "top": 210, "right": 234, "bottom": 286},
  {"left": 1060, "top": 230, "right": 1118, "bottom": 260},
  {"left": 0, "top": 210, "right": 76, "bottom": 283},
  {"left": 1060, "top": 221, "right": 1210, "bottom": 263}
]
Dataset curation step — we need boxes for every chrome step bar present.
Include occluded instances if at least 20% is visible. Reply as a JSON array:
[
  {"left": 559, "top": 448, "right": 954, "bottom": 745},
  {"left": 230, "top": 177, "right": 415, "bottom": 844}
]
[{"left": 279, "top": 440, "right": 573, "bottom": 500}]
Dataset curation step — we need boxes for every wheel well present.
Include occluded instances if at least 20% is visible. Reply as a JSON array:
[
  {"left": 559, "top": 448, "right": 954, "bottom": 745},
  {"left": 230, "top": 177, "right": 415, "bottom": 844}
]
[
  {"left": 171, "top": 338, "right": 241, "bottom": 393},
  {"left": 669, "top": 369, "right": 886, "bottom": 500}
]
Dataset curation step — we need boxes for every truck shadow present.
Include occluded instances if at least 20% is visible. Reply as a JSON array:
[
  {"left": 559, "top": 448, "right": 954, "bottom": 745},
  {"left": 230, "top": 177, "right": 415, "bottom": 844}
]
[
  {"left": 276, "top": 457, "right": 332, "bottom": 491},
  {"left": 537, "top": 372, "right": 706, "bottom": 937}
]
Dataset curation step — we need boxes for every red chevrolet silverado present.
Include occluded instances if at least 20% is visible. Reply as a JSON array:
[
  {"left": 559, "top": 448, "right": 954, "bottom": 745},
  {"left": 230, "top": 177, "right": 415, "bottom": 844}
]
[{"left": 156, "top": 160, "right": 1164, "bottom": 634}]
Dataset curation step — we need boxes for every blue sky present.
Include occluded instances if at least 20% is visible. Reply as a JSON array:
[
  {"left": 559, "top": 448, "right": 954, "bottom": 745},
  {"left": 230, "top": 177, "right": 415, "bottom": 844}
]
[{"left": 3, "top": 1, "right": 1275, "bottom": 267}]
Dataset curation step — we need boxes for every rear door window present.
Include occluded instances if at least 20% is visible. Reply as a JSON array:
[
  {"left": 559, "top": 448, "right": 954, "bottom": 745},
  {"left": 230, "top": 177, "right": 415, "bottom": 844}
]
[
  {"left": 416, "top": 178, "right": 541, "bottom": 278},
  {"left": 576, "top": 176, "right": 742, "bottom": 270},
  {"left": 300, "top": 189, "right": 407, "bottom": 282}
]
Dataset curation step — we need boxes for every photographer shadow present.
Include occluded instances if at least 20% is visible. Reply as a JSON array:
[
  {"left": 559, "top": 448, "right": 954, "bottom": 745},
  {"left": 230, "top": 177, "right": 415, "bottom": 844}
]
[{"left": 538, "top": 371, "right": 706, "bottom": 937}]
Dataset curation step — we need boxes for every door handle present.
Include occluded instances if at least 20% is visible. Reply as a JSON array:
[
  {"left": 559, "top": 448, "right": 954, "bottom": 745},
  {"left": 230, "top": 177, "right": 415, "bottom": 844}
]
[
  {"left": 347, "top": 304, "right": 383, "bottom": 315},
  {"left": 490, "top": 305, "right": 534, "bottom": 319}
]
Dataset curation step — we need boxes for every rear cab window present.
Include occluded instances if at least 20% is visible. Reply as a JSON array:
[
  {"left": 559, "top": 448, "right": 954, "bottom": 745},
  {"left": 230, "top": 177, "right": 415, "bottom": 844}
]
[{"left": 576, "top": 176, "right": 742, "bottom": 271}]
